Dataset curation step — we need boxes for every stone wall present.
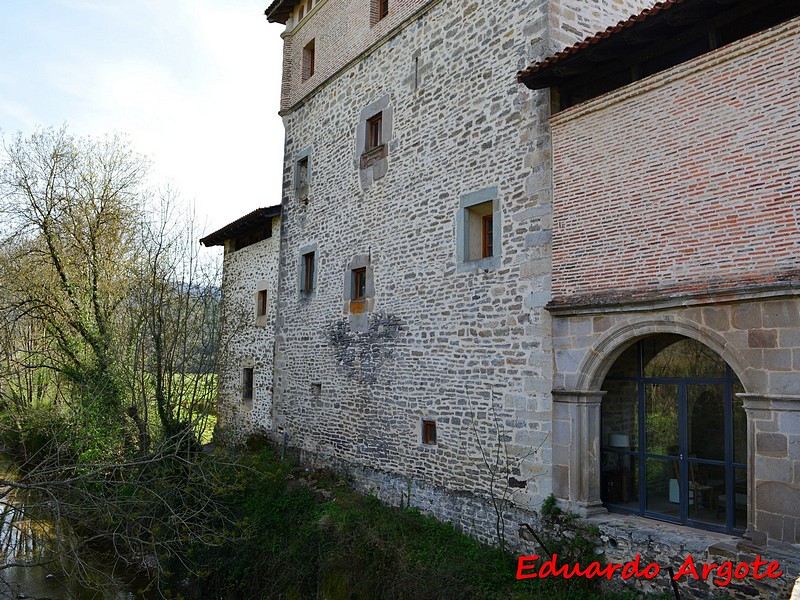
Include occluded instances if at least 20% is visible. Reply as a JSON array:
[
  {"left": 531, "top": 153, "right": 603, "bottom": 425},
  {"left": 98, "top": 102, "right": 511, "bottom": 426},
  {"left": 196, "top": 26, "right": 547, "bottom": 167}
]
[
  {"left": 278, "top": 0, "right": 436, "bottom": 110},
  {"left": 549, "top": 17, "right": 800, "bottom": 305},
  {"left": 549, "top": 296, "right": 800, "bottom": 548},
  {"left": 273, "top": 0, "right": 560, "bottom": 518},
  {"left": 268, "top": 0, "right": 655, "bottom": 541},
  {"left": 215, "top": 216, "right": 281, "bottom": 441}
]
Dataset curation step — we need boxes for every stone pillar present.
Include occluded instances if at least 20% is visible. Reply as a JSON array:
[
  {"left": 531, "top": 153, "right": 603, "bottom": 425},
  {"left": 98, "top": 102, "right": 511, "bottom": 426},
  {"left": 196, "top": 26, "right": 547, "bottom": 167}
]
[
  {"left": 741, "top": 394, "right": 800, "bottom": 546},
  {"left": 552, "top": 390, "right": 606, "bottom": 516}
]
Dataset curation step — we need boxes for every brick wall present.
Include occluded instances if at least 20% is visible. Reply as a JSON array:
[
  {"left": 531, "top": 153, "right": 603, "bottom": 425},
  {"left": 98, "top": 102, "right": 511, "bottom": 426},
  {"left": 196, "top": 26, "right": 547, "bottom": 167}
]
[{"left": 549, "top": 17, "right": 800, "bottom": 306}]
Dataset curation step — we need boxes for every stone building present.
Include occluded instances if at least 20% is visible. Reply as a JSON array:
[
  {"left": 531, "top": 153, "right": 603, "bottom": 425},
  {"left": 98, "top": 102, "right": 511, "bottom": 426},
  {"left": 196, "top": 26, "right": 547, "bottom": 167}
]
[
  {"left": 204, "top": 0, "right": 800, "bottom": 596},
  {"left": 200, "top": 206, "right": 282, "bottom": 437}
]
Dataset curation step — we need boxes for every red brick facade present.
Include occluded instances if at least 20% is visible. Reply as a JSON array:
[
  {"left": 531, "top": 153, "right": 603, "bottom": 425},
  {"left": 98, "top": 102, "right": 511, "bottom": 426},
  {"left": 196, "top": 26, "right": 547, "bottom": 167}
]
[{"left": 550, "top": 17, "right": 800, "bottom": 306}]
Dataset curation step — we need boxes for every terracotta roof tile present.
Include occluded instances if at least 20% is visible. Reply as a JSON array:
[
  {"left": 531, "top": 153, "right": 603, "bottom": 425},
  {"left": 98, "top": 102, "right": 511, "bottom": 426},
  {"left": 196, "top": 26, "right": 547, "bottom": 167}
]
[{"left": 517, "top": 0, "right": 686, "bottom": 82}]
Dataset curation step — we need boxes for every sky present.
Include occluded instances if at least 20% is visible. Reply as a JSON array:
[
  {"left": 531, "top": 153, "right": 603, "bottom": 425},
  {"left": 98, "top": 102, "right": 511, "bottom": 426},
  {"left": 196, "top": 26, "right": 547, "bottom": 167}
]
[{"left": 0, "top": 0, "right": 286, "bottom": 236}]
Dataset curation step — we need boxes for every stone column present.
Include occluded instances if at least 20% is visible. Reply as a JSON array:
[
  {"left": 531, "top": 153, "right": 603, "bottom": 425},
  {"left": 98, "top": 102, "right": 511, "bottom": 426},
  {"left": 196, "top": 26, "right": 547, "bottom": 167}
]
[
  {"left": 741, "top": 393, "right": 800, "bottom": 546},
  {"left": 552, "top": 390, "right": 606, "bottom": 516}
]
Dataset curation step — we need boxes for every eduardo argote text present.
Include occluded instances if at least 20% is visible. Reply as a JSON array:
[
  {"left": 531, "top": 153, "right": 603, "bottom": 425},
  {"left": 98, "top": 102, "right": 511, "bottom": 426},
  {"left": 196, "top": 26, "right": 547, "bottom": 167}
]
[{"left": 516, "top": 553, "right": 783, "bottom": 587}]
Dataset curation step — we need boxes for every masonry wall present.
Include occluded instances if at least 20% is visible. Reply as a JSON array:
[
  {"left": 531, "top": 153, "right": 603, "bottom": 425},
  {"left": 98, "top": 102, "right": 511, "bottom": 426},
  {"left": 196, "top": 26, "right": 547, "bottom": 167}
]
[
  {"left": 270, "top": 0, "right": 653, "bottom": 542},
  {"left": 279, "top": 0, "right": 435, "bottom": 110},
  {"left": 549, "top": 17, "right": 800, "bottom": 306},
  {"left": 216, "top": 217, "right": 281, "bottom": 439}
]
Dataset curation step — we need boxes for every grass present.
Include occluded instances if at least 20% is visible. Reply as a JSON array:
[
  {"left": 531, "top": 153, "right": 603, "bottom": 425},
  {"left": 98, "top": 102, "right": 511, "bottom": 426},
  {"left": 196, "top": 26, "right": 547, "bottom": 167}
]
[{"left": 170, "top": 441, "right": 672, "bottom": 600}]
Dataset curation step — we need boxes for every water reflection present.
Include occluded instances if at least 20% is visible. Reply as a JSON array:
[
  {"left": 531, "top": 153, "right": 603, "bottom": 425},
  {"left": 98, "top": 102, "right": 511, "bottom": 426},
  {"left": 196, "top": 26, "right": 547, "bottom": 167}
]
[{"left": 0, "top": 460, "right": 144, "bottom": 600}]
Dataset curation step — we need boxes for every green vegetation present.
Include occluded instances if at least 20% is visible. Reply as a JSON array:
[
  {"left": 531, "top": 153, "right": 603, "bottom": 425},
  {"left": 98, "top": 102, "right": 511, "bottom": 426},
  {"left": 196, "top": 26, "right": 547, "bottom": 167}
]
[{"left": 171, "top": 442, "right": 668, "bottom": 600}]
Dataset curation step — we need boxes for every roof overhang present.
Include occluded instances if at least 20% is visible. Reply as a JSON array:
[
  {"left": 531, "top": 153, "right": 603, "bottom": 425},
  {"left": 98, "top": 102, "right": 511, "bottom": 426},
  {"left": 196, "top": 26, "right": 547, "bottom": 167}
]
[
  {"left": 517, "top": 0, "right": 796, "bottom": 91},
  {"left": 265, "top": 0, "right": 300, "bottom": 24},
  {"left": 200, "top": 205, "right": 282, "bottom": 247}
]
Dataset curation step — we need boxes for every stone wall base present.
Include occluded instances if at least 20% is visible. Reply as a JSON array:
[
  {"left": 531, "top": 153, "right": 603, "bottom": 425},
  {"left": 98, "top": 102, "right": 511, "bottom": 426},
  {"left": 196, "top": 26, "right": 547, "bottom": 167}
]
[{"left": 288, "top": 444, "right": 799, "bottom": 599}]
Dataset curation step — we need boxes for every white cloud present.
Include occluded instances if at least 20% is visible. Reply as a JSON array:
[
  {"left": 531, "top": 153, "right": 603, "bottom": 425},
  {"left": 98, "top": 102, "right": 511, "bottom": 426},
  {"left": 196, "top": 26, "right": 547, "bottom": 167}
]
[{"left": 4, "top": 0, "right": 286, "bottom": 234}]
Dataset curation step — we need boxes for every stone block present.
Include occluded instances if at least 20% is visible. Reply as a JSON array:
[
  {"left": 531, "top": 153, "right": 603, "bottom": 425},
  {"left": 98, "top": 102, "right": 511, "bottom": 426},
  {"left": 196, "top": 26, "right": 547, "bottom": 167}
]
[
  {"left": 702, "top": 306, "right": 731, "bottom": 331},
  {"left": 756, "top": 481, "right": 800, "bottom": 519},
  {"left": 770, "top": 371, "right": 800, "bottom": 396},
  {"left": 756, "top": 433, "right": 788, "bottom": 456},
  {"left": 763, "top": 349, "right": 792, "bottom": 371},
  {"left": 732, "top": 302, "right": 762, "bottom": 330},
  {"left": 748, "top": 329, "right": 778, "bottom": 348},
  {"left": 552, "top": 464, "right": 569, "bottom": 498},
  {"left": 761, "top": 300, "right": 800, "bottom": 328},
  {"left": 755, "top": 456, "right": 792, "bottom": 484}
]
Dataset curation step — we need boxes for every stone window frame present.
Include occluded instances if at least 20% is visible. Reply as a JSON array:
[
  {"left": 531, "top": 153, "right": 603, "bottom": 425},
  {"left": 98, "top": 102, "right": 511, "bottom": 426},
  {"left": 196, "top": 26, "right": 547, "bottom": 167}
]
[
  {"left": 421, "top": 419, "right": 437, "bottom": 446},
  {"left": 255, "top": 280, "right": 269, "bottom": 327},
  {"left": 456, "top": 186, "right": 501, "bottom": 273},
  {"left": 294, "top": 146, "right": 312, "bottom": 203},
  {"left": 343, "top": 253, "right": 375, "bottom": 315},
  {"left": 356, "top": 95, "right": 392, "bottom": 173},
  {"left": 298, "top": 244, "right": 318, "bottom": 299}
]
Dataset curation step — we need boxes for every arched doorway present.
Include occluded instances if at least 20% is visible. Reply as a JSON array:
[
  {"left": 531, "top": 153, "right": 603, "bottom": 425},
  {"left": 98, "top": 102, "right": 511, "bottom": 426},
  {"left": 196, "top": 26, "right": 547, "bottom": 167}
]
[{"left": 600, "top": 334, "right": 747, "bottom": 534}]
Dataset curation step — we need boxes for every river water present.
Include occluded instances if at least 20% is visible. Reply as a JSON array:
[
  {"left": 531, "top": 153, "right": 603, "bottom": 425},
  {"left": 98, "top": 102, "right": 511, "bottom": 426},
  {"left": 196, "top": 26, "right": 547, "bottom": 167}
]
[{"left": 0, "top": 460, "right": 150, "bottom": 600}]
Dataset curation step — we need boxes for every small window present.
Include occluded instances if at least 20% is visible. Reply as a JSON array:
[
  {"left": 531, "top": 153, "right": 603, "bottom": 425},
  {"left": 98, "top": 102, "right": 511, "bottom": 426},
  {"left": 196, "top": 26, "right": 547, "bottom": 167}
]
[
  {"left": 366, "top": 112, "right": 382, "bottom": 151},
  {"left": 422, "top": 420, "right": 437, "bottom": 445},
  {"left": 303, "top": 39, "right": 315, "bottom": 81},
  {"left": 257, "top": 290, "right": 268, "bottom": 317},
  {"left": 301, "top": 251, "right": 316, "bottom": 292},
  {"left": 465, "top": 200, "right": 493, "bottom": 261},
  {"left": 378, "top": 0, "right": 389, "bottom": 20},
  {"left": 482, "top": 214, "right": 493, "bottom": 258},
  {"left": 352, "top": 267, "right": 367, "bottom": 300},
  {"left": 299, "top": 4, "right": 305, "bottom": 20},
  {"left": 296, "top": 155, "right": 309, "bottom": 200},
  {"left": 242, "top": 368, "right": 254, "bottom": 401},
  {"left": 457, "top": 187, "right": 500, "bottom": 272}
]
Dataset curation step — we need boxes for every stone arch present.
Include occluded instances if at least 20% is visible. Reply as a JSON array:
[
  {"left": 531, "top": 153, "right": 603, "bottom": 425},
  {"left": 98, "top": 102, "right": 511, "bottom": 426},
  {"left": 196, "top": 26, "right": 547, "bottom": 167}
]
[{"left": 576, "top": 316, "right": 752, "bottom": 393}]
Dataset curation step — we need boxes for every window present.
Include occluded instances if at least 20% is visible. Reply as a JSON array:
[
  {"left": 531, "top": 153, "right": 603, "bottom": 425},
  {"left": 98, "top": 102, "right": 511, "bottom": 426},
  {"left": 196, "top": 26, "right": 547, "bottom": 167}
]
[
  {"left": 296, "top": 155, "right": 309, "bottom": 201},
  {"left": 366, "top": 112, "right": 382, "bottom": 151},
  {"left": 422, "top": 420, "right": 437, "bottom": 445},
  {"left": 357, "top": 96, "right": 392, "bottom": 183},
  {"left": 242, "top": 367, "right": 254, "bottom": 401},
  {"left": 457, "top": 186, "right": 500, "bottom": 271},
  {"left": 301, "top": 251, "right": 316, "bottom": 293},
  {"left": 600, "top": 334, "right": 747, "bottom": 534},
  {"left": 482, "top": 214, "right": 493, "bottom": 258},
  {"left": 351, "top": 267, "right": 367, "bottom": 300},
  {"left": 257, "top": 289, "right": 268, "bottom": 317},
  {"left": 378, "top": 0, "right": 389, "bottom": 20},
  {"left": 303, "top": 39, "right": 315, "bottom": 81}
]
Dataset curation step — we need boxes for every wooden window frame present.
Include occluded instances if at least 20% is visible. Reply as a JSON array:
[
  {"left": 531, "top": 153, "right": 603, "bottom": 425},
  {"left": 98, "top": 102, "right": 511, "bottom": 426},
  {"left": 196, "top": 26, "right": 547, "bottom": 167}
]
[
  {"left": 378, "top": 0, "right": 389, "bottom": 20},
  {"left": 352, "top": 267, "right": 367, "bottom": 300},
  {"left": 366, "top": 112, "right": 382, "bottom": 151},
  {"left": 257, "top": 289, "right": 268, "bottom": 317},
  {"left": 422, "top": 420, "right": 437, "bottom": 445},
  {"left": 242, "top": 367, "right": 254, "bottom": 401},
  {"left": 482, "top": 214, "right": 493, "bottom": 258},
  {"left": 302, "top": 252, "right": 315, "bottom": 292}
]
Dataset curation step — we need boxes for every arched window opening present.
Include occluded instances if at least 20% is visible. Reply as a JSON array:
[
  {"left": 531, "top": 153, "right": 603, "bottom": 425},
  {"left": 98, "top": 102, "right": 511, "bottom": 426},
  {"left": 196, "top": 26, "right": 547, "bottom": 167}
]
[{"left": 601, "top": 334, "right": 747, "bottom": 534}]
